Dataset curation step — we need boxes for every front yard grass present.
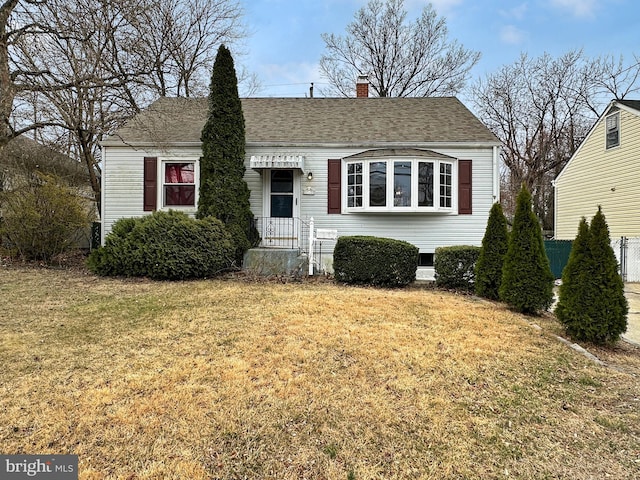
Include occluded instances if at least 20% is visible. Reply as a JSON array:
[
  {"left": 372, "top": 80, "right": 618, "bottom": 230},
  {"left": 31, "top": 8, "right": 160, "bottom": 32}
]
[{"left": 1, "top": 267, "right": 639, "bottom": 479}]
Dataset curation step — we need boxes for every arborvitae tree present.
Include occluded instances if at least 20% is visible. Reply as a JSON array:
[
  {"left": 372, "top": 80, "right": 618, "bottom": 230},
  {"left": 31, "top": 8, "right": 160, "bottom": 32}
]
[
  {"left": 475, "top": 202, "right": 509, "bottom": 300},
  {"left": 197, "top": 44, "right": 258, "bottom": 263},
  {"left": 499, "top": 185, "right": 554, "bottom": 314},
  {"left": 583, "top": 207, "right": 628, "bottom": 343},
  {"left": 555, "top": 217, "right": 592, "bottom": 331}
]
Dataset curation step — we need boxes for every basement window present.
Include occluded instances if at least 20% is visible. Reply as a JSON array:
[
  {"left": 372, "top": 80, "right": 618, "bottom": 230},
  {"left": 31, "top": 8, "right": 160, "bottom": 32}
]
[{"left": 418, "top": 253, "right": 434, "bottom": 267}]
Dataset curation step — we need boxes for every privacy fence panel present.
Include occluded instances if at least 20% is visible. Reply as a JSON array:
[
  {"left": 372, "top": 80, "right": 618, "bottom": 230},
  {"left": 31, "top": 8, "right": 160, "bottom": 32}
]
[{"left": 544, "top": 240, "right": 573, "bottom": 279}]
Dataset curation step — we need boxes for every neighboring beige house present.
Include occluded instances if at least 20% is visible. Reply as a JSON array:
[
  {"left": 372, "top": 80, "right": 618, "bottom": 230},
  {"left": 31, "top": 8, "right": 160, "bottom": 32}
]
[{"left": 554, "top": 99, "right": 640, "bottom": 240}]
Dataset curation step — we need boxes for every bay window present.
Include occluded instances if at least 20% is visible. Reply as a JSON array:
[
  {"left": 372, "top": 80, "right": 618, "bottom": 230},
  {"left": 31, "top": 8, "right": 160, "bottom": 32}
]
[
  {"left": 345, "top": 157, "right": 456, "bottom": 212},
  {"left": 346, "top": 163, "right": 363, "bottom": 207}
]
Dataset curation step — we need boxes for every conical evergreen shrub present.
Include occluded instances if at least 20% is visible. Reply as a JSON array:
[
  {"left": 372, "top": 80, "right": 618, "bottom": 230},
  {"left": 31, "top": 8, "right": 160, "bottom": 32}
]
[
  {"left": 475, "top": 202, "right": 509, "bottom": 300},
  {"left": 197, "top": 45, "right": 259, "bottom": 264},
  {"left": 559, "top": 207, "right": 629, "bottom": 344},
  {"left": 499, "top": 185, "right": 554, "bottom": 314},
  {"left": 555, "top": 217, "right": 592, "bottom": 331}
]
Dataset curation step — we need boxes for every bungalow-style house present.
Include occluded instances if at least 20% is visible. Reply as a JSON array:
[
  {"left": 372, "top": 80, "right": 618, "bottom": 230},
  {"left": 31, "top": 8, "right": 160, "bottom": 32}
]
[
  {"left": 100, "top": 82, "right": 500, "bottom": 279},
  {"left": 554, "top": 99, "right": 640, "bottom": 281}
]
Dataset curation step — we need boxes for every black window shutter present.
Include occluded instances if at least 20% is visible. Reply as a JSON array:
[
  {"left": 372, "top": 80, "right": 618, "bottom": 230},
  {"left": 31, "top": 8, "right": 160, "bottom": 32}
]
[
  {"left": 328, "top": 159, "right": 341, "bottom": 214},
  {"left": 458, "top": 160, "right": 472, "bottom": 214},
  {"left": 143, "top": 156, "right": 157, "bottom": 211}
]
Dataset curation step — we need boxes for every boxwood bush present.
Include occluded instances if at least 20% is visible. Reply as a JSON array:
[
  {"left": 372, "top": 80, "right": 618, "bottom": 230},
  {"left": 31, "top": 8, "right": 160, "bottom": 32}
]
[
  {"left": 434, "top": 245, "right": 481, "bottom": 291},
  {"left": 333, "top": 236, "right": 418, "bottom": 287},
  {"left": 87, "top": 210, "right": 235, "bottom": 280}
]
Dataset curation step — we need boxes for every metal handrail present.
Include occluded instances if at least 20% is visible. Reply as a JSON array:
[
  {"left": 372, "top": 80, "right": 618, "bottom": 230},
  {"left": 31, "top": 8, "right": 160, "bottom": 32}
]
[{"left": 254, "top": 216, "right": 310, "bottom": 251}]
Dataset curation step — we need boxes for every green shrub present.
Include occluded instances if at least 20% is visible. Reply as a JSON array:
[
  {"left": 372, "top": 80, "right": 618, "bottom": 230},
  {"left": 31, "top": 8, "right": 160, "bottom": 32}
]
[
  {"left": 434, "top": 245, "right": 481, "bottom": 291},
  {"left": 499, "top": 185, "right": 554, "bottom": 314},
  {"left": 555, "top": 217, "right": 591, "bottom": 333},
  {"left": 475, "top": 203, "right": 509, "bottom": 299},
  {"left": 556, "top": 208, "right": 628, "bottom": 344},
  {"left": 0, "top": 173, "right": 94, "bottom": 262},
  {"left": 87, "top": 210, "right": 234, "bottom": 280},
  {"left": 333, "top": 236, "right": 418, "bottom": 287}
]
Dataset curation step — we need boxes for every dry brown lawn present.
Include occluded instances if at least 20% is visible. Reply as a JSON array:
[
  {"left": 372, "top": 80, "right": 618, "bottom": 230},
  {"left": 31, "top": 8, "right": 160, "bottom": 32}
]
[{"left": 0, "top": 267, "right": 639, "bottom": 479}]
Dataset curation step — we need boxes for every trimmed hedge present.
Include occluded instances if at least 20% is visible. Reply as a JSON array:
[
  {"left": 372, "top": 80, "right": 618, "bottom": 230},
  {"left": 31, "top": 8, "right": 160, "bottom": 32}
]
[
  {"left": 87, "top": 210, "right": 234, "bottom": 280},
  {"left": 434, "top": 245, "right": 481, "bottom": 291},
  {"left": 333, "top": 236, "right": 418, "bottom": 287}
]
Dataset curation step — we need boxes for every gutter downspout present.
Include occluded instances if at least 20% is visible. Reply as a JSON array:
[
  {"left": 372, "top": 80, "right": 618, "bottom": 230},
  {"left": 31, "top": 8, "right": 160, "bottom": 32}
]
[
  {"left": 551, "top": 178, "right": 557, "bottom": 239},
  {"left": 100, "top": 149, "right": 106, "bottom": 246},
  {"left": 492, "top": 145, "right": 500, "bottom": 203}
]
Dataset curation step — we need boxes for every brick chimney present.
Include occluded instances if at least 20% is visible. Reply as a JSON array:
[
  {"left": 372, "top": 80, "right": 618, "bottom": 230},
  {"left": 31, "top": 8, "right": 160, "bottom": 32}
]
[{"left": 356, "top": 74, "right": 369, "bottom": 98}]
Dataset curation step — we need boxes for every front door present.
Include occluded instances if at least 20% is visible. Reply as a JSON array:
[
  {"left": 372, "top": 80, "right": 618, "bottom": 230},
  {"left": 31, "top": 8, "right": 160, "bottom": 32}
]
[{"left": 264, "top": 169, "right": 300, "bottom": 247}]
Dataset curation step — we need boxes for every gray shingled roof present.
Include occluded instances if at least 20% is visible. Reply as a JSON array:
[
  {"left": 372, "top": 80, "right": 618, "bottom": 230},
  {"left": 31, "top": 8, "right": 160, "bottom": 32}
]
[
  {"left": 617, "top": 99, "right": 640, "bottom": 112},
  {"left": 104, "top": 96, "right": 499, "bottom": 146}
]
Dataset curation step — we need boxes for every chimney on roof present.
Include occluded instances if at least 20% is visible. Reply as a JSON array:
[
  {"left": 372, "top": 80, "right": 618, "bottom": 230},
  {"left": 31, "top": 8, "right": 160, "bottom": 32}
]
[
  {"left": 309, "top": 82, "right": 314, "bottom": 98},
  {"left": 356, "top": 74, "right": 369, "bottom": 98}
]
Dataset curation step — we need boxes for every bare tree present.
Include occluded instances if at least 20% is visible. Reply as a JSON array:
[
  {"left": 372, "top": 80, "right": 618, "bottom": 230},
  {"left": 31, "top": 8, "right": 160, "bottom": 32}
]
[
  {"left": 320, "top": 0, "right": 480, "bottom": 97},
  {"left": 134, "top": 0, "right": 245, "bottom": 98},
  {"left": 0, "top": 0, "right": 73, "bottom": 146},
  {"left": 471, "top": 50, "right": 640, "bottom": 230},
  {"left": 5, "top": 0, "right": 247, "bottom": 213},
  {"left": 11, "top": 0, "right": 148, "bottom": 207}
]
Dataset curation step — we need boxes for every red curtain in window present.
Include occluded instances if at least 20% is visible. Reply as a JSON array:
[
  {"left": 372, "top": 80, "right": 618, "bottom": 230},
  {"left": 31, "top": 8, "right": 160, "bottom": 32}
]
[
  {"left": 164, "top": 163, "right": 195, "bottom": 206},
  {"left": 165, "top": 163, "right": 194, "bottom": 184}
]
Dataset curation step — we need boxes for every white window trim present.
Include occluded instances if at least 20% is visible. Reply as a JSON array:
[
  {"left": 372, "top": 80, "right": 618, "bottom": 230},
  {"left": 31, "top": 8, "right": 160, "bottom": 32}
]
[
  {"left": 605, "top": 111, "right": 620, "bottom": 150},
  {"left": 342, "top": 157, "right": 457, "bottom": 213},
  {"left": 158, "top": 157, "right": 200, "bottom": 212}
]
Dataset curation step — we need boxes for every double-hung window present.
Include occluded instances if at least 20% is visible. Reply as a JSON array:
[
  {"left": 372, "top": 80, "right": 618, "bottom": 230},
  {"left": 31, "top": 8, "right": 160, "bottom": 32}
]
[
  {"left": 163, "top": 161, "right": 196, "bottom": 207},
  {"left": 606, "top": 112, "right": 620, "bottom": 149},
  {"left": 345, "top": 157, "right": 455, "bottom": 212}
]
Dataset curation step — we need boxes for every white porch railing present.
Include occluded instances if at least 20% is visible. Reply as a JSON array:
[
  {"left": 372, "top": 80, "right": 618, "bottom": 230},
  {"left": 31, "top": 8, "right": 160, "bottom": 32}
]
[
  {"left": 254, "top": 216, "right": 312, "bottom": 250},
  {"left": 253, "top": 217, "right": 337, "bottom": 275}
]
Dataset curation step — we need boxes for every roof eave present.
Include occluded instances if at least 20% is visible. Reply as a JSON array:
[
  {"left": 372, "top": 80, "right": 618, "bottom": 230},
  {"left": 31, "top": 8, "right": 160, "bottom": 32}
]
[{"left": 102, "top": 140, "right": 499, "bottom": 149}]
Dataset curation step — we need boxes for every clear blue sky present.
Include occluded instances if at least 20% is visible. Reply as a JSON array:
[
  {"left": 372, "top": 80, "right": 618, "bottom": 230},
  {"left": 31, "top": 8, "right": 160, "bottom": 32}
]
[{"left": 240, "top": 0, "right": 639, "bottom": 98}]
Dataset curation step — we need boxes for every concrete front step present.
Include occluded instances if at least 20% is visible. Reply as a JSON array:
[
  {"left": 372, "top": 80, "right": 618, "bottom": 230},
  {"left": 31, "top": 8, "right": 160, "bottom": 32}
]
[{"left": 243, "top": 248, "right": 309, "bottom": 276}]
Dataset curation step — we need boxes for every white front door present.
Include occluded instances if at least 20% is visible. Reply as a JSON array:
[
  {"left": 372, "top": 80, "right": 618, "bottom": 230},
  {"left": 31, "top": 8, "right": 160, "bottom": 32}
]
[{"left": 263, "top": 169, "right": 300, "bottom": 247}]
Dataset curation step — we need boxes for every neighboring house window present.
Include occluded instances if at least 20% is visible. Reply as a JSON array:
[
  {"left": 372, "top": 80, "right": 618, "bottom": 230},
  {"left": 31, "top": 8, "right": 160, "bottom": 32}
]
[
  {"left": 163, "top": 161, "right": 197, "bottom": 207},
  {"left": 606, "top": 112, "right": 620, "bottom": 149},
  {"left": 345, "top": 158, "right": 455, "bottom": 212}
]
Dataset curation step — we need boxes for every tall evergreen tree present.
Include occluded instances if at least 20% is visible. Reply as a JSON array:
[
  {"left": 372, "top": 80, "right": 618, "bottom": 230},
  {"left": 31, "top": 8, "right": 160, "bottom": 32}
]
[
  {"left": 475, "top": 202, "right": 509, "bottom": 300},
  {"left": 499, "top": 185, "right": 554, "bottom": 314},
  {"left": 583, "top": 207, "right": 628, "bottom": 343},
  {"left": 198, "top": 44, "right": 258, "bottom": 263},
  {"left": 555, "top": 217, "right": 592, "bottom": 332}
]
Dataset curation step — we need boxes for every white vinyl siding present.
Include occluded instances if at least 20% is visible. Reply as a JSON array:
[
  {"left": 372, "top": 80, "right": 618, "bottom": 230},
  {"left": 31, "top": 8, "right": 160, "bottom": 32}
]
[
  {"left": 246, "top": 145, "right": 495, "bottom": 255},
  {"left": 101, "top": 146, "right": 202, "bottom": 240},
  {"left": 102, "top": 143, "right": 496, "bottom": 273},
  {"left": 555, "top": 107, "right": 640, "bottom": 239}
]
